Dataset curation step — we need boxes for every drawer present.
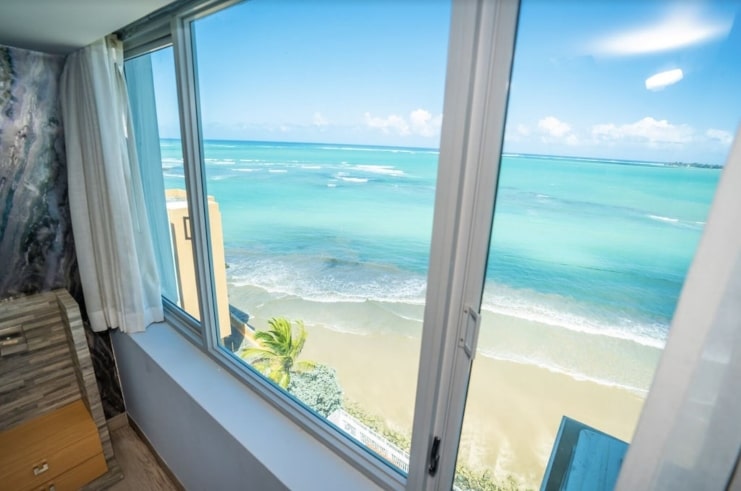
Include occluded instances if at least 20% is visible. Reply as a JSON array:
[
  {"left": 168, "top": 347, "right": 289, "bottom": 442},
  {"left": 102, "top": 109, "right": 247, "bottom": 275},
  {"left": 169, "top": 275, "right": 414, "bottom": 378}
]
[
  {"left": 34, "top": 452, "right": 108, "bottom": 491},
  {"left": 0, "top": 400, "right": 106, "bottom": 490}
]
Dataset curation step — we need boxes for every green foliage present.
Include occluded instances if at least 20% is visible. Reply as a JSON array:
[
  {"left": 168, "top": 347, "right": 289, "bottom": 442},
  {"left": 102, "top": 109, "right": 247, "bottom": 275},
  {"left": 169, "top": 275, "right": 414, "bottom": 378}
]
[
  {"left": 454, "top": 467, "right": 526, "bottom": 491},
  {"left": 240, "top": 317, "right": 316, "bottom": 389},
  {"left": 287, "top": 364, "right": 343, "bottom": 417},
  {"left": 343, "top": 400, "right": 412, "bottom": 452},
  {"left": 345, "top": 399, "right": 528, "bottom": 491}
]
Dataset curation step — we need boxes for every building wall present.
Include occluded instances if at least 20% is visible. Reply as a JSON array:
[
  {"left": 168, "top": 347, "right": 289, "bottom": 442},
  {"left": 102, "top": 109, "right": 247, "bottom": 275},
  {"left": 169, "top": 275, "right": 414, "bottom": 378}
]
[{"left": 0, "top": 44, "right": 124, "bottom": 418}]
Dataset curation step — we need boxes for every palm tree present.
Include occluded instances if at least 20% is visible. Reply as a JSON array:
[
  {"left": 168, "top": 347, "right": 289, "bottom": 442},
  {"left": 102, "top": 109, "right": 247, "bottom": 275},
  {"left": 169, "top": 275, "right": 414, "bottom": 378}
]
[{"left": 240, "top": 317, "right": 316, "bottom": 389}]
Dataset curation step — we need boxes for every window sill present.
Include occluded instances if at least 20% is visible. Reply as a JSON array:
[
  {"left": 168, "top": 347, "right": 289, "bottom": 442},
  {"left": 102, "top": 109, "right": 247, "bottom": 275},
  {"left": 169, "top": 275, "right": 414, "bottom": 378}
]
[{"left": 111, "top": 321, "right": 381, "bottom": 491}]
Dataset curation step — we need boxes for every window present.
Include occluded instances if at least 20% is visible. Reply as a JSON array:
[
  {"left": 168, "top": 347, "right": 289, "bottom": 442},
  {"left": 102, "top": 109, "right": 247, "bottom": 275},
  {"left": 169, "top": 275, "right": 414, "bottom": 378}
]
[
  {"left": 189, "top": 0, "right": 450, "bottom": 474},
  {"left": 122, "top": 0, "right": 740, "bottom": 489},
  {"left": 126, "top": 47, "right": 202, "bottom": 329},
  {"left": 454, "top": 1, "right": 738, "bottom": 488}
]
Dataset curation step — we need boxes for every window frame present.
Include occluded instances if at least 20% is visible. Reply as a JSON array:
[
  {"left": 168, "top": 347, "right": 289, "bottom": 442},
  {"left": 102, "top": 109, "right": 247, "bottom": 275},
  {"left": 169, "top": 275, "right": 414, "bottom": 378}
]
[
  {"left": 122, "top": 1, "right": 741, "bottom": 490},
  {"left": 123, "top": 0, "right": 521, "bottom": 487}
]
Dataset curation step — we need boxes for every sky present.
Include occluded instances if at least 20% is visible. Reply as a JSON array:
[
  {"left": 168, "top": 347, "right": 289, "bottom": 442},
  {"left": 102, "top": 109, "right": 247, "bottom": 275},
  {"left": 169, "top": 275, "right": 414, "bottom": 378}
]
[{"left": 150, "top": 0, "right": 741, "bottom": 165}]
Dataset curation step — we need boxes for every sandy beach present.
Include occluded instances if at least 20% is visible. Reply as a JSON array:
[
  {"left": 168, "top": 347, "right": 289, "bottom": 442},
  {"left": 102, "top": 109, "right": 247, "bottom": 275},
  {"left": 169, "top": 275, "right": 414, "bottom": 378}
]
[{"left": 300, "top": 322, "right": 647, "bottom": 488}]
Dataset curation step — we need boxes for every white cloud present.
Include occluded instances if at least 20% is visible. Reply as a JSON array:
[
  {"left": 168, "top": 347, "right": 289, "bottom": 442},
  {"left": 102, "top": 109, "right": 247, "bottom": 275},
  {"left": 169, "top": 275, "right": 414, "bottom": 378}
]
[
  {"left": 591, "top": 117, "right": 694, "bottom": 145},
  {"left": 594, "top": 5, "right": 732, "bottom": 56},
  {"left": 409, "top": 109, "right": 443, "bottom": 137},
  {"left": 645, "top": 68, "right": 684, "bottom": 91},
  {"left": 364, "top": 112, "right": 410, "bottom": 135},
  {"left": 538, "top": 116, "right": 572, "bottom": 138},
  {"left": 592, "top": 6, "right": 732, "bottom": 56},
  {"left": 517, "top": 124, "right": 530, "bottom": 136},
  {"left": 364, "top": 109, "right": 442, "bottom": 138},
  {"left": 706, "top": 128, "right": 733, "bottom": 145},
  {"left": 536, "top": 117, "right": 579, "bottom": 145},
  {"left": 313, "top": 112, "right": 328, "bottom": 127}
]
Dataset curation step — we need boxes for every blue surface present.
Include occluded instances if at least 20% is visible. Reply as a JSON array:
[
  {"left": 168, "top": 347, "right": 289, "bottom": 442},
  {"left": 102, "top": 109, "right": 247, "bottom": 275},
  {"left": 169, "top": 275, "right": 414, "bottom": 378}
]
[{"left": 541, "top": 416, "right": 628, "bottom": 491}]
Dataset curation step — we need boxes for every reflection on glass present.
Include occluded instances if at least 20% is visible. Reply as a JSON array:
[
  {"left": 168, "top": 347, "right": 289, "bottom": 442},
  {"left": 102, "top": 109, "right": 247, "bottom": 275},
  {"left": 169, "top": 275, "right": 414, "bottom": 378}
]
[
  {"left": 125, "top": 48, "right": 202, "bottom": 323},
  {"left": 455, "top": 0, "right": 739, "bottom": 489},
  {"left": 191, "top": 0, "right": 450, "bottom": 472}
]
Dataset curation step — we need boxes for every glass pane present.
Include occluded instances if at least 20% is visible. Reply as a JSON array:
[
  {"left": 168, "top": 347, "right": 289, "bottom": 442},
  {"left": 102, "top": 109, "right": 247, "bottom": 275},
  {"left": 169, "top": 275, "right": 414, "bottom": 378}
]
[
  {"left": 191, "top": 0, "right": 451, "bottom": 472},
  {"left": 456, "top": 1, "right": 739, "bottom": 489},
  {"left": 125, "top": 48, "right": 202, "bottom": 324}
]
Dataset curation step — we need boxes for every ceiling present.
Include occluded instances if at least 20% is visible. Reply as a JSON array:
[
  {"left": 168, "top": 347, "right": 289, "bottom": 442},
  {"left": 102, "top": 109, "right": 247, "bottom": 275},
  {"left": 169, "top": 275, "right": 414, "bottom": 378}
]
[{"left": 0, "top": 0, "right": 176, "bottom": 54}]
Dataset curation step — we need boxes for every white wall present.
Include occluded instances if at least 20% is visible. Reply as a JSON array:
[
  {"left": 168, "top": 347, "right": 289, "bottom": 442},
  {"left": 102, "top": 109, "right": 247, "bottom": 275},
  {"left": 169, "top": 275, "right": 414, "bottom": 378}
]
[{"left": 112, "top": 324, "right": 380, "bottom": 491}]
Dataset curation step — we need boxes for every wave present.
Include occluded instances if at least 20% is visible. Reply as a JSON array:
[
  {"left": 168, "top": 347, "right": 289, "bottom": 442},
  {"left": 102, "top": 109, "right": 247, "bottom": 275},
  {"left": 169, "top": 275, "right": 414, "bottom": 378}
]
[
  {"left": 477, "top": 349, "right": 648, "bottom": 395},
  {"left": 227, "top": 254, "right": 667, "bottom": 349},
  {"left": 647, "top": 214, "right": 679, "bottom": 224},
  {"left": 353, "top": 165, "right": 405, "bottom": 177},
  {"left": 646, "top": 214, "right": 705, "bottom": 229},
  {"left": 234, "top": 168, "right": 259, "bottom": 173},
  {"left": 229, "top": 272, "right": 664, "bottom": 349},
  {"left": 481, "top": 295, "right": 666, "bottom": 349},
  {"left": 339, "top": 177, "right": 368, "bottom": 183},
  {"left": 268, "top": 169, "right": 288, "bottom": 174},
  {"left": 206, "top": 158, "right": 236, "bottom": 165}
]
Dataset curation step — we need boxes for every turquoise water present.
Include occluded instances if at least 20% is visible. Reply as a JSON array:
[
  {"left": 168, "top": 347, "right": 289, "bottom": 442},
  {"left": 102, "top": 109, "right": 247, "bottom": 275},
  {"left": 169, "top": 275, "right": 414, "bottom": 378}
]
[{"left": 160, "top": 139, "right": 721, "bottom": 390}]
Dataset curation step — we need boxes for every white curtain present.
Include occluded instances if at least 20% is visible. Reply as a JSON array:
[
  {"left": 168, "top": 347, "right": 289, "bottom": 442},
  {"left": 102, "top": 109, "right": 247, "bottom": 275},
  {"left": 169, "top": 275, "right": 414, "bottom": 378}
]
[
  {"left": 616, "top": 125, "right": 741, "bottom": 490},
  {"left": 60, "top": 36, "right": 163, "bottom": 333}
]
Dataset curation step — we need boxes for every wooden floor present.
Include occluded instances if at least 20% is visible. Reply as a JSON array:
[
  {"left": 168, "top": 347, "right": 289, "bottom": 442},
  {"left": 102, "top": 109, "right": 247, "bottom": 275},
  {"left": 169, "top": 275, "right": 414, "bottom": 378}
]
[{"left": 108, "top": 422, "right": 180, "bottom": 491}]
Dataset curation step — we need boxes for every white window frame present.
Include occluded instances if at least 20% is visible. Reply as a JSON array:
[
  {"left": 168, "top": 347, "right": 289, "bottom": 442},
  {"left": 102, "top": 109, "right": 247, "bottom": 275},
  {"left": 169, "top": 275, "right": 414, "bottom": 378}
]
[
  {"left": 123, "top": 0, "right": 741, "bottom": 489},
  {"left": 125, "top": 0, "right": 522, "bottom": 487}
]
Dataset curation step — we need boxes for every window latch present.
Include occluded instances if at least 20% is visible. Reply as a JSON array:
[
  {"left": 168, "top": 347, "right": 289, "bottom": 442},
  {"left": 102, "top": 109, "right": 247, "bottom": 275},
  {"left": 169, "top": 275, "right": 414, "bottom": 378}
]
[
  {"left": 428, "top": 436, "right": 441, "bottom": 476},
  {"left": 461, "top": 306, "right": 481, "bottom": 359}
]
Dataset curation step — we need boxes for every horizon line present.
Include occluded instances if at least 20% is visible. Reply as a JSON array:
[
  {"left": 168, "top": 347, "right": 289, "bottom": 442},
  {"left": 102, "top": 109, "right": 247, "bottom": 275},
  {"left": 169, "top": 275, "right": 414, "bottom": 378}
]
[{"left": 158, "top": 137, "right": 724, "bottom": 168}]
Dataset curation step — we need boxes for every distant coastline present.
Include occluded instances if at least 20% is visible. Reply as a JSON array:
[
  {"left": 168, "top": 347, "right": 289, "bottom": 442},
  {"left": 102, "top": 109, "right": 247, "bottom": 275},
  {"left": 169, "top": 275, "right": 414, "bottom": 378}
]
[{"left": 159, "top": 137, "right": 725, "bottom": 169}]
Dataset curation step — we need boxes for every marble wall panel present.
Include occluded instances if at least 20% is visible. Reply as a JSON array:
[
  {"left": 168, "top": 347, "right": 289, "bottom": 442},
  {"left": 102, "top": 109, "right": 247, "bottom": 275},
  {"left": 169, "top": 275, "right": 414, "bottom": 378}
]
[{"left": 0, "top": 45, "right": 124, "bottom": 417}]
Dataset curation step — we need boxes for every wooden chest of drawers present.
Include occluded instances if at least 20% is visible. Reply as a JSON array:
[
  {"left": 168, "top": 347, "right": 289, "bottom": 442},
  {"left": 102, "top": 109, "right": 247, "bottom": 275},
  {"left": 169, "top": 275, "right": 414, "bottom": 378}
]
[
  {"left": 0, "top": 290, "right": 120, "bottom": 489},
  {"left": 0, "top": 400, "right": 107, "bottom": 491}
]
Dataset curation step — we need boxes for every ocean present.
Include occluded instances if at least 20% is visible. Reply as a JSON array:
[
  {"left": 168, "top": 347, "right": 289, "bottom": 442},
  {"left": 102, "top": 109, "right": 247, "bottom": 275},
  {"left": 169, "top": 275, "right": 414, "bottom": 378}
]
[{"left": 160, "top": 138, "right": 720, "bottom": 394}]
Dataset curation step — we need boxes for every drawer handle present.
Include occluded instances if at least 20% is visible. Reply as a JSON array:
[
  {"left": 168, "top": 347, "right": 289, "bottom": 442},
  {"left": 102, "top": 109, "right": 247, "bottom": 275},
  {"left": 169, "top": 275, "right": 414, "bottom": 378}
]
[{"left": 33, "top": 462, "right": 49, "bottom": 476}]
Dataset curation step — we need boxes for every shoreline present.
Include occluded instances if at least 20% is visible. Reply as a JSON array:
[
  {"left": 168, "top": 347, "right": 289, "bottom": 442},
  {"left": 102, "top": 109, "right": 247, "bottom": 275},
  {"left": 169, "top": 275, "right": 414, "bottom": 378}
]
[{"left": 299, "top": 322, "right": 646, "bottom": 488}]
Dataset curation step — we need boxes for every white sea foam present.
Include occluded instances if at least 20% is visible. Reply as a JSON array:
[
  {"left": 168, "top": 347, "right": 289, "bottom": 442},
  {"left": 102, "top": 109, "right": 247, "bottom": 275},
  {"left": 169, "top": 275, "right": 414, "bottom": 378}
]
[
  {"left": 162, "top": 158, "right": 183, "bottom": 164},
  {"left": 301, "top": 165, "right": 322, "bottom": 169},
  {"left": 648, "top": 214, "right": 679, "bottom": 223},
  {"left": 269, "top": 169, "right": 288, "bottom": 174},
  {"left": 477, "top": 349, "right": 648, "bottom": 395},
  {"left": 234, "top": 168, "right": 259, "bottom": 172},
  {"left": 340, "top": 177, "right": 369, "bottom": 183},
  {"left": 480, "top": 297, "right": 666, "bottom": 349},
  {"left": 353, "top": 165, "right": 405, "bottom": 177}
]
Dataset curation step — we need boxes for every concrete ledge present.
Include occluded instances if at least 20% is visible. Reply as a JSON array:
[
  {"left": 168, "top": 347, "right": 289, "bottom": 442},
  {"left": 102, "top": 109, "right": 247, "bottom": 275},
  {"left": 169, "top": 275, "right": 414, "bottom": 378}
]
[{"left": 112, "top": 322, "right": 380, "bottom": 491}]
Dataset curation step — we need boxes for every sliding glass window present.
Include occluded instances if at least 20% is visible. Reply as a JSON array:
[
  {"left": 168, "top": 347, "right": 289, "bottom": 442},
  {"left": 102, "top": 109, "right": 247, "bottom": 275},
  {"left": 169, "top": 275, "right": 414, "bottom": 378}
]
[
  {"left": 453, "top": 0, "right": 738, "bottom": 489},
  {"left": 125, "top": 47, "right": 203, "bottom": 329},
  {"left": 122, "top": 0, "right": 740, "bottom": 488},
  {"left": 188, "top": 0, "right": 451, "bottom": 475}
]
